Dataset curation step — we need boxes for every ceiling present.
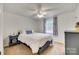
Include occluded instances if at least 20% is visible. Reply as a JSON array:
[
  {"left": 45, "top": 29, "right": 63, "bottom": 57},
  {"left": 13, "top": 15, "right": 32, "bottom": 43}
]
[{"left": 4, "top": 3, "right": 79, "bottom": 19}]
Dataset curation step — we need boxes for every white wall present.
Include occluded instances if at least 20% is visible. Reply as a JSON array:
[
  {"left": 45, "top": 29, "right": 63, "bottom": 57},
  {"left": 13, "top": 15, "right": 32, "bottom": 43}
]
[
  {"left": 0, "top": 4, "right": 4, "bottom": 55},
  {"left": 76, "top": 6, "right": 79, "bottom": 22},
  {"left": 57, "top": 11, "right": 76, "bottom": 43},
  {"left": 55, "top": 6, "right": 79, "bottom": 43},
  {"left": 3, "top": 11, "right": 42, "bottom": 46}
]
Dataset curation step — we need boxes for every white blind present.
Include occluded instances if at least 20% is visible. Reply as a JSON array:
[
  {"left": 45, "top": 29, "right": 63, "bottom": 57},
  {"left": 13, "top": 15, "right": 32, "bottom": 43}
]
[{"left": 45, "top": 19, "right": 53, "bottom": 34}]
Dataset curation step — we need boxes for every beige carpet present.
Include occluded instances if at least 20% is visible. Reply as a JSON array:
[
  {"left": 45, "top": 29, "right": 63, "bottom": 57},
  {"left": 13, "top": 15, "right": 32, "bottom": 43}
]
[{"left": 4, "top": 42, "right": 65, "bottom": 55}]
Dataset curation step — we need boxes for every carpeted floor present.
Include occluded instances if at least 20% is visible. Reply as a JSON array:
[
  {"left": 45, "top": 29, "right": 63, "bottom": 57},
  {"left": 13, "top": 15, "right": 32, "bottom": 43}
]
[{"left": 4, "top": 42, "right": 65, "bottom": 55}]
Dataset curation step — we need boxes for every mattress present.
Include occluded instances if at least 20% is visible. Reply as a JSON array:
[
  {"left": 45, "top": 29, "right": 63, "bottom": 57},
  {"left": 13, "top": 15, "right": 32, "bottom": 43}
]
[{"left": 18, "top": 33, "right": 53, "bottom": 53}]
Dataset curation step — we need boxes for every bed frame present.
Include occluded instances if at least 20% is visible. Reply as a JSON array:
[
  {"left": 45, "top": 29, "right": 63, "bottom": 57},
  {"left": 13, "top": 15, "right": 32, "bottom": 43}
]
[
  {"left": 9, "top": 32, "right": 53, "bottom": 55},
  {"left": 37, "top": 40, "right": 52, "bottom": 54},
  {"left": 18, "top": 40, "right": 52, "bottom": 55}
]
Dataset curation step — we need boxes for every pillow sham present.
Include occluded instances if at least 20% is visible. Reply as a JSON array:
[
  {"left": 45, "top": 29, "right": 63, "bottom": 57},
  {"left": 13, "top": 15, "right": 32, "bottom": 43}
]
[{"left": 26, "top": 30, "right": 32, "bottom": 34}]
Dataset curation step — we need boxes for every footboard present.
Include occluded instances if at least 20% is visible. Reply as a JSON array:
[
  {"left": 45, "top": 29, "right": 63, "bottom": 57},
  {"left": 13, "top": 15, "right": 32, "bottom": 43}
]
[{"left": 38, "top": 40, "right": 52, "bottom": 55}]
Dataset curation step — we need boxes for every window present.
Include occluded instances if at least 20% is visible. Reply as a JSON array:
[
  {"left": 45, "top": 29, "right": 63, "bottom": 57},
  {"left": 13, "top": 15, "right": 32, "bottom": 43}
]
[
  {"left": 44, "top": 16, "right": 58, "bottom": 35},
  {"left": 45, "top": 19, "right": 53, "bottom": 34}
]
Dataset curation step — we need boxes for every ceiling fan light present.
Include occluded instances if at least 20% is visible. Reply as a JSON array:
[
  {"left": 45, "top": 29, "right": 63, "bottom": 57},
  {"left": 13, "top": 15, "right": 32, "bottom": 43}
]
[
  {"left": 37, "top": 14, "right": 44, "bottom": 18},
  {"left": 39, "top": 11, "right": 47, "bottom": 15}
]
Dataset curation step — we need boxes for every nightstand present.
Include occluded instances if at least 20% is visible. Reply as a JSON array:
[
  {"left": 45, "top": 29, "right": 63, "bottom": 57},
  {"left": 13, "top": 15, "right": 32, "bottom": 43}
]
[{"left": 9, "top": 35, "right": 19, "bottom": 46}]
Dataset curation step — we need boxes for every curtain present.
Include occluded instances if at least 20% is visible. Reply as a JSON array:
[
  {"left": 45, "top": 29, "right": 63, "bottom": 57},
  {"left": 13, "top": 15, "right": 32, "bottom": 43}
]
[
  {"left": 53, "top": 16, "right": 58, "bottom": 36},
  {"left": 43, "top": 18, "right": 46, "bottom": 33}
]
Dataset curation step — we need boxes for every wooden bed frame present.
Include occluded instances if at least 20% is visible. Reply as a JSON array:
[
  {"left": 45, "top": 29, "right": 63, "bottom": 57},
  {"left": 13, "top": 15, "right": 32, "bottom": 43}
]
[
  {"left": 37, "top": 40, "right": 52, "bottom": 54},
  {"left": 9, "top": 32, "right": 53, "bottom": 55}
]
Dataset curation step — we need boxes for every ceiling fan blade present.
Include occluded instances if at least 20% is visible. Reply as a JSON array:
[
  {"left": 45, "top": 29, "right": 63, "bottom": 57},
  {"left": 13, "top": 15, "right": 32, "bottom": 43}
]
[
  {"left": 25, "top": 8, "right": 36, "bottom": 11},
  {"left": 21, "top": 6, "right": 36, "bottom": 11},
  {"left": 44, "top": 8, "right": 58, "bottom": 12},
  {"left": 28, "top": 12, "right": 37, "bottom": 17}
]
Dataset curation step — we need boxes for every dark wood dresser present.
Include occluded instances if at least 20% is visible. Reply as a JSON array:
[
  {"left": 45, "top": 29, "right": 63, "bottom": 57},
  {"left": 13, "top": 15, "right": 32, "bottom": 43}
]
[{"left": 65, "top": 31, "right": 79, "bottom": 55}]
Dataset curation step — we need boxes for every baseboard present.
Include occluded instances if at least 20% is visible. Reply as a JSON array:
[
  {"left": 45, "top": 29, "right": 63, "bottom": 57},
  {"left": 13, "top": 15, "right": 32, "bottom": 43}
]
[{"left": 54, "top": 40, "right": 64, "bottom": 44}]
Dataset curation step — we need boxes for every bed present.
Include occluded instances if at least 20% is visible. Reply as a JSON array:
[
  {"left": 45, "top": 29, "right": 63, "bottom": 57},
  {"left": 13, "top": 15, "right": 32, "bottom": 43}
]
[{"left": 18, "top": 32, "right": 53, "bottom": 54}]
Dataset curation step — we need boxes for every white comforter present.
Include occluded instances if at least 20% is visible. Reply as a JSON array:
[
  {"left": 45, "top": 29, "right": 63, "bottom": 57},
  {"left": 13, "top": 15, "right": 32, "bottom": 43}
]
[{"left": 18, "top": 33, "right": 53, "bottom": 53}]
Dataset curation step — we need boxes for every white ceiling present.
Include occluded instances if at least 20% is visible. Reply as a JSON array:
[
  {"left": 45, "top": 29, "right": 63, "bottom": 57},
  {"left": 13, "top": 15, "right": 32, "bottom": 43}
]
[{"left": 4, "top": 3, "right": 79, "bottom": 19}]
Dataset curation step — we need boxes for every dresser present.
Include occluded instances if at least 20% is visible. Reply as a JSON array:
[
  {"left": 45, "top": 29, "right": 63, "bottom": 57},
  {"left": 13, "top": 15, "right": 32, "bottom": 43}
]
[{"left": 65, "top": 31, "right": 79, "bottom": 55}]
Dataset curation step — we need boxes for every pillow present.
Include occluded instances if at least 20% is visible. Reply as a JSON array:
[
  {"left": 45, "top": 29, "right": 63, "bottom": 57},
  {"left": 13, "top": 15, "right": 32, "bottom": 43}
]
[{"left": 26, "top": 30, "right": 32, "bottom": 34}]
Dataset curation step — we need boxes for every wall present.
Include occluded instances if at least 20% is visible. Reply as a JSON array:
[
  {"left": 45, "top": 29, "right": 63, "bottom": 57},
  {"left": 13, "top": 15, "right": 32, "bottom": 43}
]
[
  {"left": 57, "top": 11, "right": 76, "bottom": 43},
  {"left": 0, "top": 4, "right": 4, "bottom": 55},
  {"left": 57, "top": 5, "right": 79, "bottom": 43},
  {"left": 3, "top": 11, "right": 42, "bottom": 46},
  {"left": 76, "top": 6, "right": 79, "bottom": 22}
]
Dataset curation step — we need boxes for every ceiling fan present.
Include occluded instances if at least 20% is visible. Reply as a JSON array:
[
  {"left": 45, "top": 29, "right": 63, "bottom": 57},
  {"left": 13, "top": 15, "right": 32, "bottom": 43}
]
[{"left": 25, "top": 3, "right": 58, "bottom": 18}]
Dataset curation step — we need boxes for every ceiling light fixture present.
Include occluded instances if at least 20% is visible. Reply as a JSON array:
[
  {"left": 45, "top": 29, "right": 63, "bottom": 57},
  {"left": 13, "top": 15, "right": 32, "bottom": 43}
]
[
  {"left": 37, "top": 14, "right": 44, "bottom": 18},
  {"left": 37, "top": 11, "right": 47, "bottom": 18}
]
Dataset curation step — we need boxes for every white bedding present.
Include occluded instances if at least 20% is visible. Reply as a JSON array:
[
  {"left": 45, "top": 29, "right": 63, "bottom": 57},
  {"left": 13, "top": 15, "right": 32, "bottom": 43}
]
[{"left": 18, "top": 33, "right": 53, "bottom": 53}]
